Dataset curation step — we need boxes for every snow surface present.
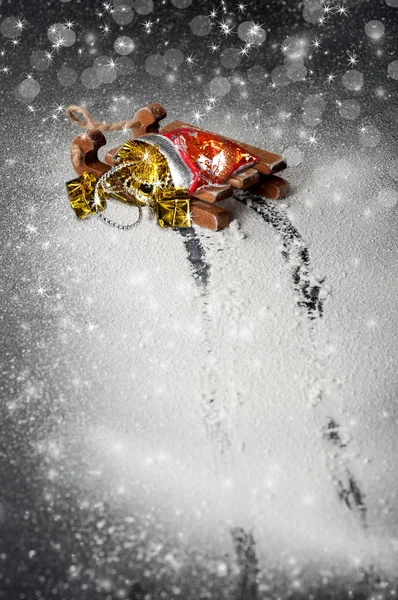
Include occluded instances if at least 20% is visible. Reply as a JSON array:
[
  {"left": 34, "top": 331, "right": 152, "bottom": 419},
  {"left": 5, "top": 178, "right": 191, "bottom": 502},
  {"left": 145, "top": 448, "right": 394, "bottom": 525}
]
[{"left": 5, "top": 128, "right": 396, "bottom": 593}]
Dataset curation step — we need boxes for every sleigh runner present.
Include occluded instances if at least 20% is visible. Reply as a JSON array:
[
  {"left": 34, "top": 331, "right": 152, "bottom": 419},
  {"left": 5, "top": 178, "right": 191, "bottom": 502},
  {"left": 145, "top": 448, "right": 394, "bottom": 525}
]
[{"left": 67, "top": 103, "right": 290, "bottom": 231}]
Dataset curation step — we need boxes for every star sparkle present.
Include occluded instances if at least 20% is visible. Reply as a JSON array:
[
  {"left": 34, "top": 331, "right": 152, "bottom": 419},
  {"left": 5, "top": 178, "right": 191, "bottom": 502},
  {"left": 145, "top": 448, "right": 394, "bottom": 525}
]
[
  {"left": 52, "top": 37, "right": 66, "bottom": 51},
  {"left": 102, "top": 1, "right": 113, "bottom": 13},
  {"left": 218, "top": 20, "right": 234, "bottom": 36},
  {"left": 347, "top": 50, "right": 358, "bottom": 67},
  {"left": 248, "top": 22, "right": 263, "bottom": 37},
  {"left": 15, "top": 18, "right": 27, "bottom": 33},
  {"left": 86, "top": 321, "right": 100, "bottom": 333},
  {"left": 106, "top": 57, "right": 118, "bottom": 71},
  {"left": 239, "top": 41, "right": 254, "bottom": 56},
  {"left": 100, "top": 22, "right": 111, "bottom": 35},
  {"left": 192, "top": 111, "right": 204, "bottom": 124},
  {"left": 209, "top": 6, "right": 218, "bottom": 19},
  {"left": 337, "top": 5, "right": 348, "bottom": 16},
  {"left": 36, "top": 285, "right": 49, "bottom": 297},
  {"left": 311, "top": 37, "right": 321, "bottom": 49},
  {"left": 143, "top": 19, "right": 154, "bottom": 33},
  {"left": 185, "top": 55, "right": 196, "bottom": 67}
]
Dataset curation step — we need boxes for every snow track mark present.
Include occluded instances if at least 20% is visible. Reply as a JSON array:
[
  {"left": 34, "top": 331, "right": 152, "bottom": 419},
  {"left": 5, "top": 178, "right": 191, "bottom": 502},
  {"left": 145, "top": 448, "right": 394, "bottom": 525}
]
[
  {"left": 180, "top": 228, "right": 232, "bottom": 453},
  {"left": 323, "top": 418, "right": 367, "bottom": 526},
  {"left": 179, "top": 228, "right": 211, "bottom": 287},
  {"left": 236, "top": 193, "right": 326, "bottom": 320},
  {"left": 236, "top": 194, "right": 368, "bottom": 529},
  {"left": 231, "top": 528, "right": 259, "bottom": 600}
]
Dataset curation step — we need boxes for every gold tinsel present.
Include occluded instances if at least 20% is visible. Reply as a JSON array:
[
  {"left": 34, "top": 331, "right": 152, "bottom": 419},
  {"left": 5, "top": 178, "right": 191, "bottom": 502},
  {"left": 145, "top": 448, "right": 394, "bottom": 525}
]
[{"left": 114, "top": 140, "right": 173, "bottom": 205}]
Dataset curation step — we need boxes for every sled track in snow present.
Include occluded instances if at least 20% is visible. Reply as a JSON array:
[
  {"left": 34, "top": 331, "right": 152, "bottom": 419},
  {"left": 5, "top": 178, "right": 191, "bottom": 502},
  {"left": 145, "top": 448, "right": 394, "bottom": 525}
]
[
  {"left": 236, "top": 192, "right": 326, "bottom": 320},
  {"left": 180, "top": 197, "right": 368, "bottom": 596},
  {"left": 231, "top": 528, "right": 259, "bottom": 600},
  {"left": 323, "top": 418, "right": 367, "bottom": 526},
  {"left": 179, "top": 228, "right": 233, "bottom": 454},
  {"left": 238, "top": 195, "right": 368, "bottom": 530},
  {"left": 179, "top": 228, "right": 211, "bottom": 288}
]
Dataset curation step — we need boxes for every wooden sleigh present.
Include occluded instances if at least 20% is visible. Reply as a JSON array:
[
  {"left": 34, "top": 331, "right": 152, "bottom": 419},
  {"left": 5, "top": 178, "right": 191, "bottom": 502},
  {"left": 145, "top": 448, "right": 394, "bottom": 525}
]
[{"left": 70, "top": 103, "right": 290, "bottom": 231}]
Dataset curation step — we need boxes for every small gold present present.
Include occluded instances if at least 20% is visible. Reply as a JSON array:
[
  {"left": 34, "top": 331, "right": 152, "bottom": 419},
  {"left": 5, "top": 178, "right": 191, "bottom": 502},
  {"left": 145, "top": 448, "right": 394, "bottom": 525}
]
[
  {"left": 66, "top": 171, "right": 105, "bottom": 219},
  {"left": 156, "top": 188, "right": 191, "bottom": 228}
]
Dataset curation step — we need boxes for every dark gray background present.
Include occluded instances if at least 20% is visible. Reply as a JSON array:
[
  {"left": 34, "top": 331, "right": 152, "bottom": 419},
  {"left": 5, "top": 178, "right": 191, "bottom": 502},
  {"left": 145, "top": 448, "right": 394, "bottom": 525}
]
[{"left": 1, "top": 0, "right": 398, "bottom": 599}]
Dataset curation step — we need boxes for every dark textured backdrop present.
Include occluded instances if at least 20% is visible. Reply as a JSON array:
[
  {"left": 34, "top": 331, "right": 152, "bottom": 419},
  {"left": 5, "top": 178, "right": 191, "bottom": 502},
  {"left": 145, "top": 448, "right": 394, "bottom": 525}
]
[{"left": 1, "top": 0, "right": 398, "bottom": 599}]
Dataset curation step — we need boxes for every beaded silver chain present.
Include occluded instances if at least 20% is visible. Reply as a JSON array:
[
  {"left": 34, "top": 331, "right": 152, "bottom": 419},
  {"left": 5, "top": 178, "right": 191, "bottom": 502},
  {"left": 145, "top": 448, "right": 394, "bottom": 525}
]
[
  {"left": 96, "top": 204, "right": 143, "bottom": 230},
  {"left": 94, "top": 161, "right": 147, "bottom": 231}
]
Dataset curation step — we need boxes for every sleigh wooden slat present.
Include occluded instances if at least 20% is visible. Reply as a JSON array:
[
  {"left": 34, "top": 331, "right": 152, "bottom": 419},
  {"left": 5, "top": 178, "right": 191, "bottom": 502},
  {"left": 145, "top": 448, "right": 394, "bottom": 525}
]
[
  {"left": 190, "top": 199, "right": 230, "bottom": 231},
  {"left": 252, "top": 175, "right": 291, "bottom": 200},
  {"left": 191, "top": 184, "right": 234, "bottom": 203},
  {"left": 227, "top": 167, "right": 261, "bottom": 190}
]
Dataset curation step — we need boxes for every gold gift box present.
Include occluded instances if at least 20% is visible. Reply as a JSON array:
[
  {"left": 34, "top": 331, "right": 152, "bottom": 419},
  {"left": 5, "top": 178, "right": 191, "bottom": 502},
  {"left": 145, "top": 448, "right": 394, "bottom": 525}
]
[
  {"left": 156, "top": 188, "right": 191, "bottom": 228},
  {"left": 66, "top": 171, "right": 105, "bottom": 219}
]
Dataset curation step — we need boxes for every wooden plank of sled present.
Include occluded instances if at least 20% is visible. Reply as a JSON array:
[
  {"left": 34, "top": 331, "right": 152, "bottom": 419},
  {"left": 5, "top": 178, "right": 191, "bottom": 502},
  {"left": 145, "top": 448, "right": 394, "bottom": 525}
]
[
  {"left": 127, "top": 103, "right": 167, "bottom": 138},
  {"left": 252, "top": 175, "right": 290, "bottom": 200},
  {"left": 160, "top": 121, "right": 287, "bottom": 175},
  {"left": 71, "top": 103, "right": 167, "bottom": 174},
  {"left": 191, "top": 184, "right": 233, "bottom": 204},
  {"left": 104, "top": 146, "right": 122, "bottom": 166},
  {"left": 190, "top": 200, "right": 230, "bottom": 231},
  {"left": 71, "top": 130, "right": 109, "bottom": 177},
  {"left": 227, "top": 167, "right": 260, "bottom": 189}
]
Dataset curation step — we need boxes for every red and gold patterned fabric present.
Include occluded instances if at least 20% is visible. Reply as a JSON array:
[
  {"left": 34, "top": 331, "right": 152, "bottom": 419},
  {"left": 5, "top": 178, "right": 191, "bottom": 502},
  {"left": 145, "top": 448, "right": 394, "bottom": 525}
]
[{"left": 162, "top": 127, "right": 259, "bottom": 194}]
